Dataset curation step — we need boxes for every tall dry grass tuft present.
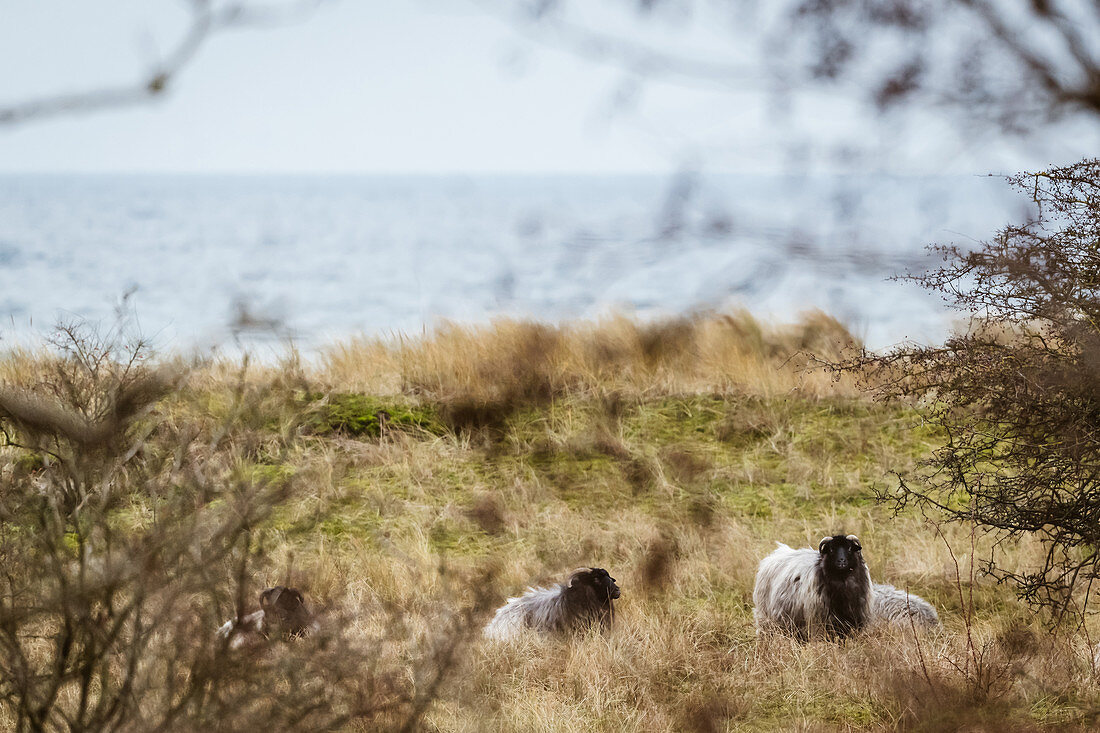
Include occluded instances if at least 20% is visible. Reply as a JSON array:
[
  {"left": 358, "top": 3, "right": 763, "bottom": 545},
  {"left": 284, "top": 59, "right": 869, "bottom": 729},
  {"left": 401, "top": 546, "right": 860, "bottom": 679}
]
[{"left": 322, "top": 311, "right": 862, "bottom": 434}]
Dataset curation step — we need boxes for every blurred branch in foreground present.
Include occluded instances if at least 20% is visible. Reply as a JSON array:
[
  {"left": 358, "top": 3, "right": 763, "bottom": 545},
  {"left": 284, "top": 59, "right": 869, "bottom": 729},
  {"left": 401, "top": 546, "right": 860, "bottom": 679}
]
[
  {"left": 475, "top": 0, "right": 765, "bottom": 91},
  {"left": 486, "top": 0, "right": 1100, "bottom": 140},
  {"left": 0, "top": 0, "right": 326, "bottom": 127}
]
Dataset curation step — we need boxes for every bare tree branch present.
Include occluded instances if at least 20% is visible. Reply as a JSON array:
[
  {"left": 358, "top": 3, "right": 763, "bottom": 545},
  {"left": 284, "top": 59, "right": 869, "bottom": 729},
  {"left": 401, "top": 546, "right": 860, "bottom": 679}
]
[
  {"left": 0, "top": 0, "right": 326, "bottom": 127},
  {"left": 475, "top": 0, "right": 767, "bottom": 92},
  {"left": 487, "top": 0, "right": 1100, "bottom": 138}
]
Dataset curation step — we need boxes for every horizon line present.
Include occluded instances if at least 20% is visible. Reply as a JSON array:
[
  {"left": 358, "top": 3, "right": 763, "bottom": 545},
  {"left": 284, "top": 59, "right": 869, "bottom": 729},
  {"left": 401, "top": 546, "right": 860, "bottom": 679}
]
[{"left": 0, "top": 168, "right": 1001, "bottom": 178}]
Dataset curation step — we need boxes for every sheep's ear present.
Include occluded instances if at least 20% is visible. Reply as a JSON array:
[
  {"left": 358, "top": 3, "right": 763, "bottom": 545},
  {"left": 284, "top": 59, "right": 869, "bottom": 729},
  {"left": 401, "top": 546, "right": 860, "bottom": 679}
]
[
  {"left": 819, "top": 537, "right": 833, "bottom": 552},
  {"left": 846, "top": 534, "right": 861, "bottom": 548}
]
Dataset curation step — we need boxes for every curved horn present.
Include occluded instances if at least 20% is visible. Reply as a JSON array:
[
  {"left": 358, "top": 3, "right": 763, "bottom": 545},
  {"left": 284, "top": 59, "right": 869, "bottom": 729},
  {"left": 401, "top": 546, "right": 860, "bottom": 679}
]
[
  {"left": 566, "top": 569, "right": 590, "bottom": 587},
  {"left": 819, "top": 536, "right": 833, "bottom": 552},
  {"left": 846, "top": 534, "right": 860, "bottom": 544}
]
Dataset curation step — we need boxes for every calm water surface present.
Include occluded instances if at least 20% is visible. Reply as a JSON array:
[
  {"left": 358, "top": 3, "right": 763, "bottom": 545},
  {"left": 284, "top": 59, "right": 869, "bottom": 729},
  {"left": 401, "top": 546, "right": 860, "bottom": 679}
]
[{"left": 0, "top": 173, "right": 1024, "bottom": 353}]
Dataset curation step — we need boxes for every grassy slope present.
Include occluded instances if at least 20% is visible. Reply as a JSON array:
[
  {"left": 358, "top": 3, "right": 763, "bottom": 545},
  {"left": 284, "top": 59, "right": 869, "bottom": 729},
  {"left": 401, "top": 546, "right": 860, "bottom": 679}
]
[
  {"left": 279, "top": 395, "right": 1070, "bottom": 732},
  {"left": 5, "top": 312, "right": 1099, "bottom": 731}
]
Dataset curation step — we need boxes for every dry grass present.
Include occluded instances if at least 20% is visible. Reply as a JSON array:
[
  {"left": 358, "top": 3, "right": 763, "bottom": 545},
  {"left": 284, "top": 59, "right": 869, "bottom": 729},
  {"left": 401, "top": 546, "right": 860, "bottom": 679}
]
[
  {"left": 321, "top": 310, "right": 862, "bottom": 402},
  {"left": 4, "top": 311, "right": 1100, "bottom": 731}
]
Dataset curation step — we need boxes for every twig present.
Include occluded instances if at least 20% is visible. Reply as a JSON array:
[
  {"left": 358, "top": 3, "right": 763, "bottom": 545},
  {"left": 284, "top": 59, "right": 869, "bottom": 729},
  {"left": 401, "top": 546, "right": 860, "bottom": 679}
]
[{"left": 0, "top": 0, "right": 325, "bottom": 127}]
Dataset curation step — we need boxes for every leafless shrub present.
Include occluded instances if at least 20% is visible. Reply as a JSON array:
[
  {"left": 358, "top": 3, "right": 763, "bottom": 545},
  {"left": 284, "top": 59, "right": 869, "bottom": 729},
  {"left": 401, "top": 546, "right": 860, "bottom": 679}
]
[
  {"left": 0, "top": 322, "right": 488, "bottom": 732},
  {"left": 841, "top": 160, "right": 1100, "bottom": 623}
]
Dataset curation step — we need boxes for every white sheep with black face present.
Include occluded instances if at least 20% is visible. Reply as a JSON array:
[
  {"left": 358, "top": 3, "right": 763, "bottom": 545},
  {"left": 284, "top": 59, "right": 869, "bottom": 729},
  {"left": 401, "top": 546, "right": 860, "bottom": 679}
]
[
  {"left": 753, "top": 535, "right": 873, "bottom": 640},
  {"left": 483, "top": 567, "right": 621, "bottom": 641},
  {"left": 871, "top": 583, "right": 940, "bottom": 628}
]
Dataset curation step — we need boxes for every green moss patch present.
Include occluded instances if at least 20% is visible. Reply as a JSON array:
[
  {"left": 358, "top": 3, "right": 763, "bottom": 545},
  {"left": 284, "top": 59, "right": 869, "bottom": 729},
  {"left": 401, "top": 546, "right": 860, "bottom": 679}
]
[{"left": 306, "top": 392, "right": 442, "bottom": 438}]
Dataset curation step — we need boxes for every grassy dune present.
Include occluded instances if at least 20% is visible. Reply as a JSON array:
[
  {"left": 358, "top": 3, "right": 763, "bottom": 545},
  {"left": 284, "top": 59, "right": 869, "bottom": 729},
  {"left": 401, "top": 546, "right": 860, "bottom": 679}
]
[{"left": 3, "top": 312, "right": 1098, "bottom": 731}]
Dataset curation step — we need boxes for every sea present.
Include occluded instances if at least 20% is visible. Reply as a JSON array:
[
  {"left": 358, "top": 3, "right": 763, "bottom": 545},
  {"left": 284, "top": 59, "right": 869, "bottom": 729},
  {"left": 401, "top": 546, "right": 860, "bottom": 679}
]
[{"left": 0, "top": 172, "right": 1027, "bottom": 356}]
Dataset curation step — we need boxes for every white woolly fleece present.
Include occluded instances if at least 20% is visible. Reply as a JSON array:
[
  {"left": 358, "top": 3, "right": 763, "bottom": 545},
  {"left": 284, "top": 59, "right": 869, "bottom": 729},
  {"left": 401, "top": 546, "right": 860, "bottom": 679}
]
[
  {"left": 216, "top": 610, "right": 266, "bottom": 649},
  {"left": 871, "top": 583, "right": 940, "bottom": 628},
  {"left": 483, "top": 585, "right": 572, "bottom": 641}
]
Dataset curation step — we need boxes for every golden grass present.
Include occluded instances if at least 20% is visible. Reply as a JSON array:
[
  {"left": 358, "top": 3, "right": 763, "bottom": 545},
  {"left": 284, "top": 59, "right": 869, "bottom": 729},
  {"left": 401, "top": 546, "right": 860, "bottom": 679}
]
[
  {"left": 5, "top": 311, "right": 1100, "bottom": 731},
  {"left": 320, "top": 310, "right": 863, "bottom": 401}
]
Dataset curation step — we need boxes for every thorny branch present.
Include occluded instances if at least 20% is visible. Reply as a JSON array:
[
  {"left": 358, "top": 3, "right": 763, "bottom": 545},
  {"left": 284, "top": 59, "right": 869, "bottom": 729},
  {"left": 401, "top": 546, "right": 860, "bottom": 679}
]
[{"left": 847, "top": 159, "right": 1100, "bottom": 622}]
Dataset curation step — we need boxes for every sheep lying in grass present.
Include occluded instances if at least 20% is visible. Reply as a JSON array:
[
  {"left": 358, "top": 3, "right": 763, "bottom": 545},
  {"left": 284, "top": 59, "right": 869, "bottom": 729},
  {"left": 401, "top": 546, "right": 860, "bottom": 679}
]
[
  {"left": 483, "top": 567, "right": 620, "bottom": 641},
  {"left": 753, "top": 535, "right": 872, "bottom": 640},
  {"left": 217, "top": 586, "right": 318, "bottom": 649},
  {"left": 871, "top": 583, "right": 940, "bottom": 628}
]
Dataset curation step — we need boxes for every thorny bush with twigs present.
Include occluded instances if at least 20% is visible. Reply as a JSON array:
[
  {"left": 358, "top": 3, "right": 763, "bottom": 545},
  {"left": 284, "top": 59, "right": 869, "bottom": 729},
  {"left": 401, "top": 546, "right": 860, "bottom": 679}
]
[
  {"left": 0, "top": 324, "right": 489, "bottom": 732},
  {"left": 842, "top": 158, "right": 1100, "bottom": 624}
]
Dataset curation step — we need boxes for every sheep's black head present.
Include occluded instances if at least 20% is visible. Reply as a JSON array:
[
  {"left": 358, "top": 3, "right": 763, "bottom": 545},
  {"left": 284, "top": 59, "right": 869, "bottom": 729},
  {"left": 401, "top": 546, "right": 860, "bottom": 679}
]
[
  {"left": 818, "top": 535, "right": 865, "bottom": 579},
  {"left": 259, "top": 586, "right": 313, "bottom": 636},
  {"left": 568, "top": 567, "right": 621, "bottom": 601},
  {"left": 815, "top": 535, "right": 871, "bottom": 638}
]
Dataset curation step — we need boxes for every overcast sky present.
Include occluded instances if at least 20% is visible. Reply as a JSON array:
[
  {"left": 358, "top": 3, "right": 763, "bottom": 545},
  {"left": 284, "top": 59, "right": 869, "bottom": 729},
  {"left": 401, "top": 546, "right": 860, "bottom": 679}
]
[{"left": 1, "top": 0, "right": 1096, "bottom": 175}]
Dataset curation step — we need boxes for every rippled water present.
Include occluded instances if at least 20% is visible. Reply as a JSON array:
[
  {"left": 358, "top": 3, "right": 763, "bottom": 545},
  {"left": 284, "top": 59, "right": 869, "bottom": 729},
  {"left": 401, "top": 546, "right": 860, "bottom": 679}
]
[{"left": 0, "top": 173, "right": 1024, "bottom": 353}]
